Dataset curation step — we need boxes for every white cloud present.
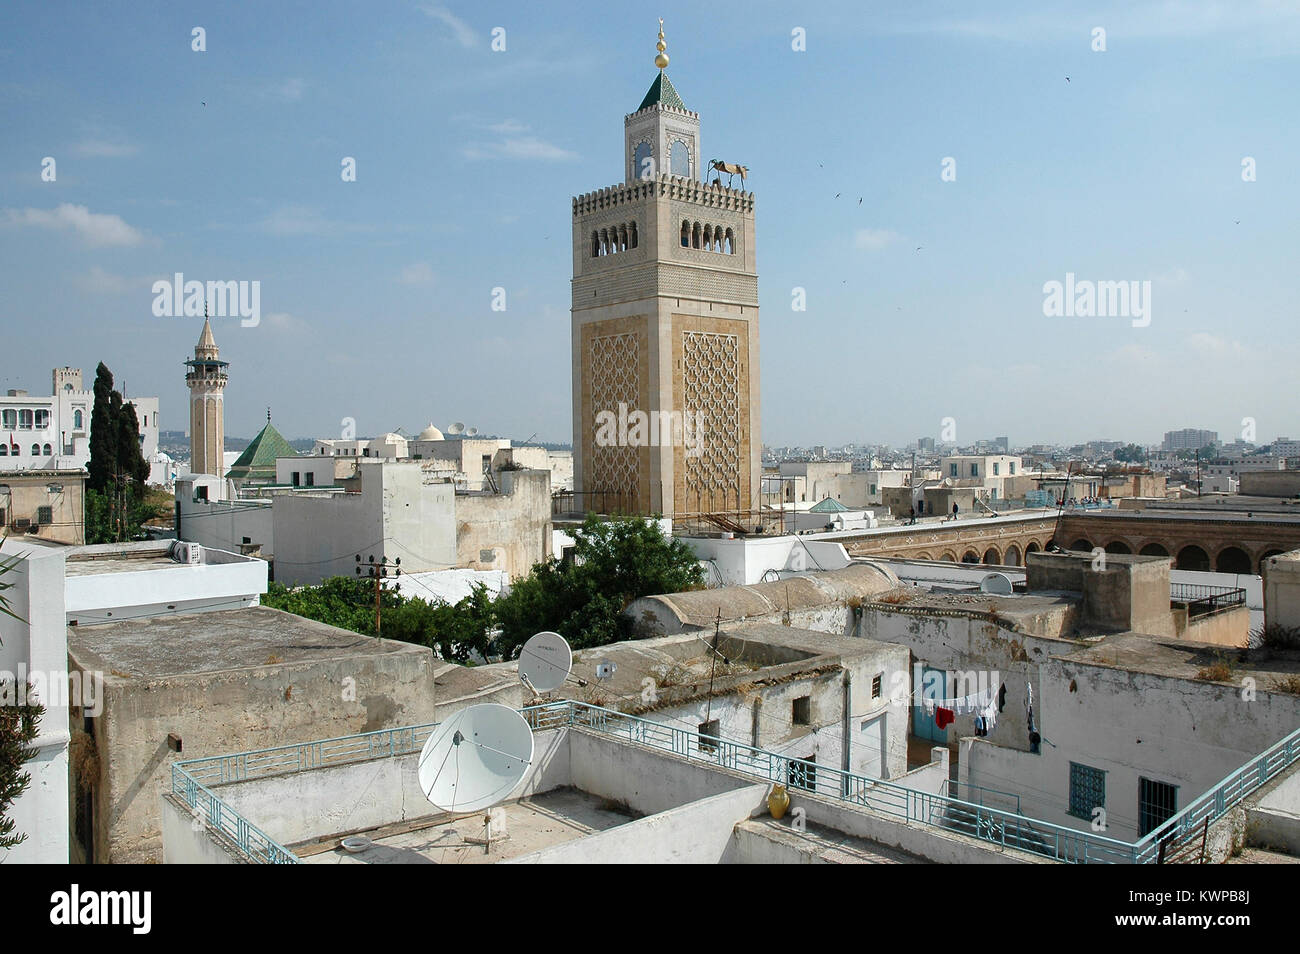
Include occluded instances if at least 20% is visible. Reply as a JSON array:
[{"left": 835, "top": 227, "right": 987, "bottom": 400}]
[
  {"left": 262, "top": 312, "right": 306, "bottom": 332},
  {"left": 462, "top": 120, "right": 577, "bottom": 162},
  {"left": 420, "top": 4, "right": 478, "bottom": 48},
  {"left": 261, "top": 206, "right": 338, "bottom": 237},
  {"left": 272, "top": 77, "right": 306, "bottom": 102},
  {"left": 4, "top": 203, "right": 144, "bottom": 247},
  {"left": 854, "top": 228, "right": 901, "bottom": 251},
  {"left": 399, "top": 263, "right": 435, "bottom": 285},
  {"left": 74, "top": 139, "right": 138, "bottom": 158},
  {"left": 79, "top": 266, "right": 140, "bottom": 294},
  {"left": 1188, "top": 332, "right": 1249, "bottom": 356}
]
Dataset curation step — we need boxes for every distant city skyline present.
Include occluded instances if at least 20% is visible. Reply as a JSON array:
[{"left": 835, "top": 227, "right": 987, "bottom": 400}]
[{"left": 3, "top": 1, "right": 1298, "bottom": 447}]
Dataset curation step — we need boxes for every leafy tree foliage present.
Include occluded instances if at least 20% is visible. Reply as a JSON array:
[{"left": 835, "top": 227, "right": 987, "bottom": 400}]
[
  {"left": 263, "top": 516, "right": 705, "bottom": 661},
  {"left": 84, "top": 362, "right": 152, "bottom": 543},
  {"left": 1114, "top": 444, "right": 1147, "bottom": 463}
]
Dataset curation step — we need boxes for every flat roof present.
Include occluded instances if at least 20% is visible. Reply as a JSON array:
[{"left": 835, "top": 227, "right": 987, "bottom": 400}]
[
  {"left": 1057, "top": 633, "right": 1300, "bottom": 683},
  {"left": 296, "top": 788, "right": 636, "bottom": 865},
  {"left": 68, "top": 605, "right": 427, "bottom": 680}
]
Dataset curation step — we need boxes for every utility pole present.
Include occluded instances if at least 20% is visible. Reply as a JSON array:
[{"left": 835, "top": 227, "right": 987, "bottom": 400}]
[{"left": 356, "top": 553, "right": 400, "bottom": 638}]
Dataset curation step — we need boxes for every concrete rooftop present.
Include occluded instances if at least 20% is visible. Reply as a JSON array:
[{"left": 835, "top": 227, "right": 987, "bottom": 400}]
[
  {"left": 1057, "top": 633, "right": 1300, "bottom": 684},
  {"left": 296, "top": 788, "right": 637, "bottom": 865},
  {"left": 69, "top": 605, "right": 427, "bottom": 680}
]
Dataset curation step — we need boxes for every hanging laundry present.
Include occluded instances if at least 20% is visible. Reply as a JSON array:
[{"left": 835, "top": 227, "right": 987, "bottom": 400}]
[{"left": 935, "top": 707, "right": 955, "bottom": 729}]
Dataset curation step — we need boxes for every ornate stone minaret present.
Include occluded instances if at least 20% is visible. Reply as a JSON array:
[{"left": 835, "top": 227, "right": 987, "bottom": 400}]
[
  {"left": 185, "top": 315, "right": 228, "bottom": 477},
  {"left": 571, "top": 20, "right": 760, "bottom": 518}
]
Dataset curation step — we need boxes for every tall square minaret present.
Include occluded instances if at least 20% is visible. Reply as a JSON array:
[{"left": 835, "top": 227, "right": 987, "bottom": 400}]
[{"left": 571, "top": 22, "right": 760, "bottom": 519}]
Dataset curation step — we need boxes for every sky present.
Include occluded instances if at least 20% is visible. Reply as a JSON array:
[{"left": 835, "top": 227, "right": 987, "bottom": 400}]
[{"left": 1, "top": 0, "right": 1297, "bottom": 450}]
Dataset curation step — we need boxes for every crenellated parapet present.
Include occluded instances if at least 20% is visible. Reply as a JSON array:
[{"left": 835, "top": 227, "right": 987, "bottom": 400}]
[{"left": 573, "top": 174, "right": 754, "bottom": 216}]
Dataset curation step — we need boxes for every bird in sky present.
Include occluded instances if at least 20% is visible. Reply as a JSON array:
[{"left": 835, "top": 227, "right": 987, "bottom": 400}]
[
  {"left": 835, "top": 192, "right": 840, "bottom": 198},
  {"left": 1065, "top": 77, "right": 1071, "bottom": 83},
  {"left": 858, "top": 197, "right": 862, "bottom": 205}
]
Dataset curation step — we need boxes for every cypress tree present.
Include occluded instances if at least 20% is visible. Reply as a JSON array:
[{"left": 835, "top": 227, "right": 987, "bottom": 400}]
[{"left": 86, "top": 363, "right": 117, "bottom": 493}]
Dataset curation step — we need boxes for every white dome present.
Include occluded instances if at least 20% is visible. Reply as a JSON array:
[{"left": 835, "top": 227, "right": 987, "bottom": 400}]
[
  {"left": 417, "top": 423, "right": 444, "bottom": 441},
  {"left": 378, "top": 432, "right": 406, "bottom": 444}
]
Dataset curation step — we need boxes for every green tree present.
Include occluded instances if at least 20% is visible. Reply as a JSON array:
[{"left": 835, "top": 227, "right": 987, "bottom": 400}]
[
  {"left": 84, "top": 363, "right": 152, "bottom": 543},
  {"left": 493, "top": 515, "right": 704, "bottom": 656},
  {"left": 86, "top": 363, "right": 117, "bottom": 493},
  {"left": 1114, "top": 444, "right": 1147, "bottom": 463}
]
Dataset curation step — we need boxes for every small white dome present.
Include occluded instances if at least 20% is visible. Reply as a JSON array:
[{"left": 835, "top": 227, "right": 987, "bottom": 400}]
[{"left": 417, "top": 423, "right": 444, "bottom": 441}]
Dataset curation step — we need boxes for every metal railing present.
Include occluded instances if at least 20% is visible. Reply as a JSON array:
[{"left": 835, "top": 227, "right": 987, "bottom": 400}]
[
  {"left": 1133, "top": 722, "right": 1300, "bottom": 863},
  {"left": 1170, "top": 583, "right": 1247, "bottom": 618},
  {"left": 169, "top": 700, "right": 1300, "bottom": 866}
]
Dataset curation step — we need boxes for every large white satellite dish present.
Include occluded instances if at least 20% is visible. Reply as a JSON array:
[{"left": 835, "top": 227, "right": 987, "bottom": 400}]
[
  {"left": 447, "top": 422, "right": 465, "bottom": 436},
  {"left": 465, "top": 426, "right": 479, "bottom": 437},
  {"left": 417, "top": 704, "right": 534, "bottom": 813},
  {"left": 519, "top": 631, "right": 572, "bottom": 694}
]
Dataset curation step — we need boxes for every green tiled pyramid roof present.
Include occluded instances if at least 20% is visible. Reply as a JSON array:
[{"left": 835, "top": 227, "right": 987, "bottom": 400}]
[
  {"left": 809, "top": 496, "right": 849, "bottom": 513},
  {"left": 226, "top": 421, "right": 298, "bottom": 480},
  {"left": 637, "top": 72, "right": 686, "bottom": 112}
]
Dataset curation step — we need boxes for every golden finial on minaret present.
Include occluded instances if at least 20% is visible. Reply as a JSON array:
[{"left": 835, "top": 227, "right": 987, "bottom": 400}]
[{"left": 655, "top": 18, "right": 669, "bottom": 70}]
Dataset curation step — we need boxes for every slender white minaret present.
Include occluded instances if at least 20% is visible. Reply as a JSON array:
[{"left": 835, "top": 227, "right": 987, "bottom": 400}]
[{"left": 185, "top": 315, "right": 228, "bottom": 477}]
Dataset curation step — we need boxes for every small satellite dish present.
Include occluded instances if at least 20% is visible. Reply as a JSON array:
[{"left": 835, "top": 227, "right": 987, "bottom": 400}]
[
  {"left": 596, "top": 660, "right": 616, "bottom": 680},
  {"left": 980, "top": 572, "right": 1014, "bottom": 595},
  {"left": 465, "top": 426, "right": 479, "bottom": 437},
  {"left": 417, "top": 704, "right": 534, "bottom": 813},
  {"left": 519, "top": 631, "right": 572, "bottom": 693},
  {"left": 447, "top": 422, "right": 465, "bottom": 435}
]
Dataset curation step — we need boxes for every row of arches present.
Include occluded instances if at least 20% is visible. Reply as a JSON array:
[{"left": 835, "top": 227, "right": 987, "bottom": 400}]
[
  {"left": 591, "top": 222, "right": 639, "bottom": 258},
  {"left": 902, "top": 540, "right": 1044, "bottom": 566},
  {"left": 0, "top": 443, "right": 53, "bottom": 457},
  {"left": 1065, "top": 538, "right": 1283, "bottom": 574},
  {"left": 681, "top": 220, "right": 735, "bottom": 254}
]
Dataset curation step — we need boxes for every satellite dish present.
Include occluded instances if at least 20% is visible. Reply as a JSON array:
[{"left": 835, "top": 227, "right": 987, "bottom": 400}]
[
  {"left": 519, "top": 631, "right": 572, "bottom": 693},
  {"left": 417, "top": 704, "right": 534, "bottom": 813},
  {"left": 465, "top": 427, "right": 479, "bottom": 437},
  {"left": 980, "top": 572, "right": 1014, "bottom": 595},
  {"left": 447, "top": 422, "right": 465, "bottom": 435}
]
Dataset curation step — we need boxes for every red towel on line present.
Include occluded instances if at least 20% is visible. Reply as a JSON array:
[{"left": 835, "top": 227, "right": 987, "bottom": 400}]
[{"left": 935, "top": 707, "right": 955, "bottom": 729}]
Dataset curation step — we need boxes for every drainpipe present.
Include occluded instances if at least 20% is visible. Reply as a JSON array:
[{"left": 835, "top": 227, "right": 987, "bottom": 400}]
[{"left": 841, "top": 669, "right": 853, "bottom": 788}]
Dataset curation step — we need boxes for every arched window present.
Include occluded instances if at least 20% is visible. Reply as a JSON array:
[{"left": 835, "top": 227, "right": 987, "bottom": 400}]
[
  {"left": 31, "top": 444, "right": 40, "bottom": 456},
  {"left": 703, "top": 225, "right": 712, "bottom": 250},
  {"left": 692, "top": 222, "right": 701, "bottom": 248},
  {"left": 0, "top": 444, "right": 7, "bottom": 456},
  {"left": 681, "top": 220, "right": 690, "bottom": 247},
  {"left": 591, "top": 231, "right": 600, "bottom": 257},
  {"left": 618, "top": 224, "right": 628, "bottom": 251},
  {"left": 724, "top": 228, "right": 735, "bottom": 254},
  {"left": 42, "top": 443, "right": 51, "bottom": 456},
  {"left": 714, "top": 226, "right": 723, "bottom": 252},
  {"left": 633, "top": 141, "right": 653, "bottom": 180},
  {"left": 600, "top": 228, "right": 610, "bottom": 255},
  {"left": 629, "top": 222, "right": 638, "bottom": 248},
  {"left": 74, "top": 409, "right": 83, "bottom": 429},
  {"left": 670, "top": 140, "right": 690, "bottom": 177}
]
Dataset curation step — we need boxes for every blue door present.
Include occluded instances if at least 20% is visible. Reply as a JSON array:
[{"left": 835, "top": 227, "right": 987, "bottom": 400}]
[{"left": 912, "top": 666, "right": 948, "bottom": 743}]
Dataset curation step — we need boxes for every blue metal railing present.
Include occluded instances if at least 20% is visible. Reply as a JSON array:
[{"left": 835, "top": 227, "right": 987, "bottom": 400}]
[{"left": 170, "top": 700, "right": 1300, "bottom": 866}]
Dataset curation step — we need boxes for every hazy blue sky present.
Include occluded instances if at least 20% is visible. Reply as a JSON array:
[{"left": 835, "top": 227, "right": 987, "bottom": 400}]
[{"left": 2, "top": 1, "right": 1296, "bottom": 449}]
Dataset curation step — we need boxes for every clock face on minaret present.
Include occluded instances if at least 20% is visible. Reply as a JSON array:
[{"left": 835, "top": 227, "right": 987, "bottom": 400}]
[{"left": 570, "top": 21, "right": 760, "bottom": 520}]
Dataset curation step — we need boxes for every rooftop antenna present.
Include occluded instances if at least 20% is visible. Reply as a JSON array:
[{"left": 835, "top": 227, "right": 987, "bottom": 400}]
[{"left": 416, "top": 703, "right": 534, "bottom": 853}]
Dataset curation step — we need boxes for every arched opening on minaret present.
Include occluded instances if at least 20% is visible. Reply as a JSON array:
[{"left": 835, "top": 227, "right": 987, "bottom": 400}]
[
  {"left": 680, "top": 220, "right": 690, "bottom": 247},
  {"left": 724, "top": 228, "right": 735, "bottom": 254},
  {"left": 692, "top": 222, "right": 701, "bottom": 248},
  {"left": 630, "top": 222, "right": 638, "bottom": 248},
  {"left": 591, "top": 231, "right": 600, "bottom": 257}
]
